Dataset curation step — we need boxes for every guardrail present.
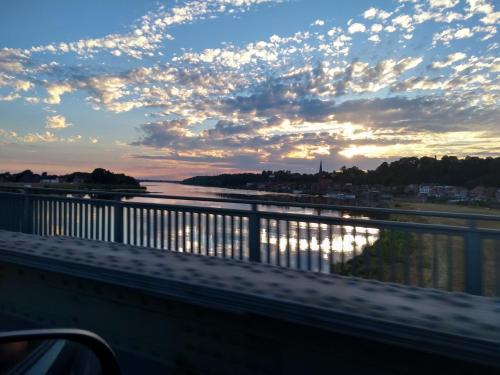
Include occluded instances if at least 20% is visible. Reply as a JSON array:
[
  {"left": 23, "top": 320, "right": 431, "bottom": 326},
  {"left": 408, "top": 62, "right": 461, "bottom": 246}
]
[{"left": 0, "top": 186, "right": 499, "bottom": 296}]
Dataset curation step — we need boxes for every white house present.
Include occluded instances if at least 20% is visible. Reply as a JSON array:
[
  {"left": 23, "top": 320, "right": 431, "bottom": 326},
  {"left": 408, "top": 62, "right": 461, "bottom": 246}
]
[
  {"left": 418, "top": 185, "right": 431, "bottom": 195},
  {"left": 40, "top": 177, "right": 60, "bottom": 184}
]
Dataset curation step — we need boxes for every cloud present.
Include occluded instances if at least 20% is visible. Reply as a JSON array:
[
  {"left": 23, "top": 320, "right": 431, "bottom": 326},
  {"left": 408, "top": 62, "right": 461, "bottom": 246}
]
[
  {"left": 429, "top": 0, "right": 460, "bottom": 9},
  {"left": 466, "top": 0, "right": 494, "bottom": 15},
  {"left": 455, "top": 27, "right": 474, "bottom": 38},
  {"left": 338, "top": 130, "right": 500, "bottom": 159},
  {"left": 312, "top": 19, "right": 325, "bottom": 26},
  {"left": 57, "top": 49, "right": 424, "bottom": 125},
  {"left": 28, "top": 0, "right": 283, "bottom": 59},
  {"left": 45, "top": 82, "right": 75, "bottom": 104},
  {"left": 0, "top": 129, "right": 84, "bottom": 144},
  {"left": 362, "top": 7, "right": 392, "bottom": 20},
  {"left": 0, "top": 93, "right": 21, "bottom": 101},
  {"left": 481, "top": 11, "right": 500, "bottom": 24},
  {"left": 30, "top": 29, "right": 161, "bottom": 60},
  {"left": 392, "top": 14, "right": 414, "bottom": 31},
  {"left": 0, "top": 48, "right": 29, "bottom": 73},
  {"left": 121, "top": 30, "right": 497, "bottom": 166},
  {"left": 176, "top": 40, "right": 281, "bottom": 68},
  {"left": 131, "top": 94, "right": 500, "bottom": 167},
  {"left": 0, "top": 77, "right": 32, "bottom": 101},
  {"left": 348, "top": 23, "right": 366, "bottom": 34},
  {"left": 45, "top": 114, "right": 72, "bottom": 129},
  {"left": 84, "top": 76, "right": 131, "bottom": 109},
  {"left": 14, "top": 80, "right": 32, "bottom": 91},
  {"left": 132, "top": 119, "right": 194, "bottom": 149},
  {"left": 328, "top": 96, "right": 498, "bottom": 132},
  {"left": 393, "top": 69, "right": 495, "bottom": 96},
  {"left": 431, "top": 52, "right": 467, "bottom": 68},
  {"left": 0, "top": 49, "right": 33, "bottom": 101},
  {"left": 433, "top": 27, "right": 475, "bottom": 45},
  {"left": 3, "top": 0, "right": 499, "bottom": 171}
]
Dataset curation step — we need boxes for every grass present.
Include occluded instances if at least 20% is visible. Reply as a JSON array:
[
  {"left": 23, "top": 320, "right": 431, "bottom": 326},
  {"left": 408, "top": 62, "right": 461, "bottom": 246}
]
[
  {"left": 390, "top": 200, "right": 500, "bottom": 230},
  {"left": 393, "top": 201, "right": 499, "bottom": 296}
]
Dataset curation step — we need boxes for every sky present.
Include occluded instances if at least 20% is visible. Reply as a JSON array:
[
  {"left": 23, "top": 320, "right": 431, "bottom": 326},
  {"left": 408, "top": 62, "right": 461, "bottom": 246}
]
[{"left": 0, "top": 0, "right": 498, "bottom": 179}]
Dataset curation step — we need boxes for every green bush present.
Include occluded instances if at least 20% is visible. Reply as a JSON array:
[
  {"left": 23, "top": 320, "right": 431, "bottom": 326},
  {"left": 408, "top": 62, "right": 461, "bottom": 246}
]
[{"left": 336, "top": 230, "right": 416, "bottom": 278}]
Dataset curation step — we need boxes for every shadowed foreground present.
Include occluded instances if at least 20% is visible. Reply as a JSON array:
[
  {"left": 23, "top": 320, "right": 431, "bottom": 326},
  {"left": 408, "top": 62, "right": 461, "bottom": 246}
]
[{"left": 0, "top": 230, "right": 498, "bottom": 373}]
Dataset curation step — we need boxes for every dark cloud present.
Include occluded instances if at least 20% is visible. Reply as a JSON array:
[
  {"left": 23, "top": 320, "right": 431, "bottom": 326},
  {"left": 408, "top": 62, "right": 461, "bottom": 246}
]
[
  {"left": 329, "top": 96, "right": 499, "bottom": 131},
  {"left": 220, "top": 76, "right": 339, "bottom": 124},
  {"left": 131, "top": 88, "right": 500, "bottom": 171},
  {"left": 131, "top": 119, "right": 193, "bottom": 148}
]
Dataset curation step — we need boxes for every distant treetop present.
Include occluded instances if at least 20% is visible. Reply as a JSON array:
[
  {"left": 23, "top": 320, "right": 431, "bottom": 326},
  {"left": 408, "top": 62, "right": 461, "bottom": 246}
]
[
  {"left": 0, "top": 168, "right": 140, "bottom": 187},
  {"left": 182, "top": 156, "right": 500, "bottom": 188}
]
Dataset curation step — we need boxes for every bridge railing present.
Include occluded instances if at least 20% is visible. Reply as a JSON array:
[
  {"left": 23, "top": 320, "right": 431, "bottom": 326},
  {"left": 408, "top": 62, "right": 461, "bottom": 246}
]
[{"left": 0, "top": 187, "right": 499, "bottom": 296}]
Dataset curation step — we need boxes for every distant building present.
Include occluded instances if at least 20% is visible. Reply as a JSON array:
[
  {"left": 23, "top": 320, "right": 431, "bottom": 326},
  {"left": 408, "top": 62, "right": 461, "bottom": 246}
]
[
  {"left": 447, "top": 186, "right": 468, "bottom": 200},
  {"left": 419, "top": 184, "right": 469, "bottom": 201},
  {"left": 470, "top": 186, "right": 485, "bottom": 201},
  {"left": 404, "top": 184, "right": 419, "bottom": 194},
  {"left": 419, "top": 185, "right": 431, "bottom": 196},
  {"left": 470, "top": 186, "right": 497, "bottom": 201},
  {"left": 72, "top": 176, "right": 85, "bottom": 184},
  {"left": 41, "top": 177, "right": 60, "bottom": 184}
]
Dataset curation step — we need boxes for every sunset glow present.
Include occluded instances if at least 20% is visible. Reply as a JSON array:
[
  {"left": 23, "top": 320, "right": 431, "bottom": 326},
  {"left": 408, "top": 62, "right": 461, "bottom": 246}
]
[{"left": 0, "top": 0, "right": 498, "bottom": 178}]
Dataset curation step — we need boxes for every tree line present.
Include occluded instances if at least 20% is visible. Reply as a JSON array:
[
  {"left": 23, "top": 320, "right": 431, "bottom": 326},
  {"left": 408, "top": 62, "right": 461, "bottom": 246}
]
[
  {"left": 0, "top": 168, "right": 140, "bottom": 187},
  {"left": 182, "top": 156, "right": 500, "bottom": 188}
]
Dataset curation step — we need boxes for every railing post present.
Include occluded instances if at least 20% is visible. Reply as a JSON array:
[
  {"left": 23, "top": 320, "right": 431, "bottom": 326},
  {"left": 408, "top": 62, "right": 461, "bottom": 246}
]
[
  {"left": 248, "top": 203, "right": 261, "bottom": 262},
  {"left": 113, "top": 199, "right": 124, "bottom": 243},
  {"left": 464, "top": 219, "right": 482, "bottom": 295},
  {"left": 22, "top": 193, "right": 34, "bottom": 234}
]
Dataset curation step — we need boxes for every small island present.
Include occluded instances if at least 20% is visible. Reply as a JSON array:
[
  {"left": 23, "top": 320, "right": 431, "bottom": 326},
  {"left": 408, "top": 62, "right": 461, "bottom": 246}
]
[{"left": 0, "top": 168, "right": 144, "bottom": 192}]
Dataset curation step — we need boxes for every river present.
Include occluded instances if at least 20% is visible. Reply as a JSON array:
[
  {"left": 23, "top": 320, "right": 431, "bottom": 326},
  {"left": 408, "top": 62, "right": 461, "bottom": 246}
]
[
  {"left": 133, "top": 181, "right": 305, "bottom": 210},
  {"left": 130, "top": 182, "right": 380, "bottom": 270}
]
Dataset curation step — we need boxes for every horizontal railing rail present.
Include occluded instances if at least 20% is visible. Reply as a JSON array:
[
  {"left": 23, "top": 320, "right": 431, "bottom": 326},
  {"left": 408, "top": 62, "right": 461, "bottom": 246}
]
[
  {"left": 0, "top": 187, "right": 499, "bottom": 297},
  {"left": 2, "top": 190, "right": 500, "bottom": 235},
  {"left": 1, "top": 185, "right": 500, "bottom": 224}
]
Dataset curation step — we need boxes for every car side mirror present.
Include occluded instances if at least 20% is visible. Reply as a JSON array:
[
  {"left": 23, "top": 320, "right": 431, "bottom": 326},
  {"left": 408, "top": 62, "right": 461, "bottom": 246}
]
[{"left": 0, "top": 328, "right": 120, "bottom": 374}]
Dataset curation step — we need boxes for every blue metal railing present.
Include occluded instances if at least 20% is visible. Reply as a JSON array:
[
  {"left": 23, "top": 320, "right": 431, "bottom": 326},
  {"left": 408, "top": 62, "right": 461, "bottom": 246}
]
[{"left": 0, "top": 186, "right": 499, "bottom": 296}]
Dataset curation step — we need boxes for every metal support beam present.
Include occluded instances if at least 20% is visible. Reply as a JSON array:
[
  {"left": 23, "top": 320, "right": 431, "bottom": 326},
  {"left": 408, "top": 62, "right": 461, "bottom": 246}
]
[
  {"left": 22, "top": 195, "right": 33, "bottom": 234},
  {"left": 248, "top": 203, "right": 261, "bottom": 262},
  {"left": 113, "top": 200, "right": 124, "bottom": 243},
  {"left": 464, "top": 219, "right": 482, "bottom": 295}
]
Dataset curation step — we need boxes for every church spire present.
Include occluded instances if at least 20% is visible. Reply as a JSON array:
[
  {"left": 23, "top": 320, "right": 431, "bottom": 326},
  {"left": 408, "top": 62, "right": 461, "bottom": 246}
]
[{"left": 319, "top": 160, "right": 323, "bottom": 174}]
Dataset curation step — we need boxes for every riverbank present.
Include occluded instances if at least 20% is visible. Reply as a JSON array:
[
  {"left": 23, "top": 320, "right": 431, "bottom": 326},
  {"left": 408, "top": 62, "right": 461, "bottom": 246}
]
[
  {"left": 390, "top": 200, "right": 500, "bottom": 229},
  {"left": 216, "top": 191, "right": 382, "bottom": 206}
]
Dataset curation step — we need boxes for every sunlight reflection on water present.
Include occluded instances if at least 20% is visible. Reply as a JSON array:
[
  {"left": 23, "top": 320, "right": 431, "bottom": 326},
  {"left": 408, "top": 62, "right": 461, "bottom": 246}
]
[
  {"left": 42, "top": 182, "right": 380, "bottom": 272},
  {"left": 132, "top": 183, "right": 380, "bottom": 268}
]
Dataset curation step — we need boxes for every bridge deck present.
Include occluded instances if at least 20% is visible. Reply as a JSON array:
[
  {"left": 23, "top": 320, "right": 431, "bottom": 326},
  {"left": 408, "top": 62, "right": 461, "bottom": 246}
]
[{"left": 0, "top": 230, "right": 498, "bottom": 367}]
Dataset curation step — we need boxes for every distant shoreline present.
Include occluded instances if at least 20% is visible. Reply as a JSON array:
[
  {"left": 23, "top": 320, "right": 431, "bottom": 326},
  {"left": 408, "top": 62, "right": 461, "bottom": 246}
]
[
  {"left": 0, "top": 182, "right": 146, "bottom": 193},
  {"left": 138, "top": 179, "right": 181, "bottom": 183}
]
